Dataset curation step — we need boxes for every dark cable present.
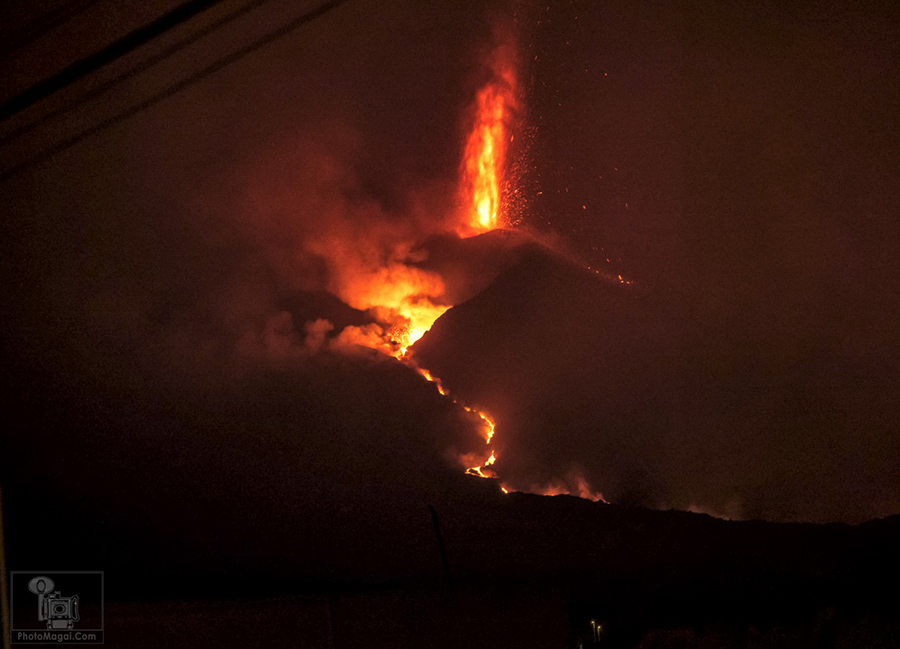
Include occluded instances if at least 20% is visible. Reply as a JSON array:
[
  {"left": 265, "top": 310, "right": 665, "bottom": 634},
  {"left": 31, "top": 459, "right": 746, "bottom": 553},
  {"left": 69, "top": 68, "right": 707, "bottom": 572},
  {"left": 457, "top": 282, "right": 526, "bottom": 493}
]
[
  {"left": 0, "top": 0, "right": 354, "bottom": 182},
  {"left": 0, "top": 0, "right": 230, "bottom": 122},
  {"left": 0, "top": 0, "right": 104, "bottom": 61},
  {"left": 0, "top": 0, "right": 279, "bottom": 149}
]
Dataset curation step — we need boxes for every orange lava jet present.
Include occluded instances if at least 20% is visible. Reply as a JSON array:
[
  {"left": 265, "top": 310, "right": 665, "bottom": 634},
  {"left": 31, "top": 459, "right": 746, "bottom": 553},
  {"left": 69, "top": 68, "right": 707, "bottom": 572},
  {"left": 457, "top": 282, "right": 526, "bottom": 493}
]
[{"left": 460, "top": 61, "right": 517, "bottom": 236}]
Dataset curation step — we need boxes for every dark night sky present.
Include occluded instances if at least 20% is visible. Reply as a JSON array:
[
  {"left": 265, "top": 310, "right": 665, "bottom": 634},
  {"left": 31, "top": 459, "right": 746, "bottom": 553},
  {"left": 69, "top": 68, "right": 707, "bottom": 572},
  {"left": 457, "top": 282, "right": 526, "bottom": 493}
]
[{"left": 2, "top": 0, "right": 900, "bottom": 585}]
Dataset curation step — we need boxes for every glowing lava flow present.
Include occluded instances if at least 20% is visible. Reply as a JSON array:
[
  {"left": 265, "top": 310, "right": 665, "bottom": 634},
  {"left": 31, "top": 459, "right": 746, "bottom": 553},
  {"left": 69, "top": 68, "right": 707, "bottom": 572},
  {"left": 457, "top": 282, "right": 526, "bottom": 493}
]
[{"left": 412, "top": 366, "right": 499, "bottom": 479}]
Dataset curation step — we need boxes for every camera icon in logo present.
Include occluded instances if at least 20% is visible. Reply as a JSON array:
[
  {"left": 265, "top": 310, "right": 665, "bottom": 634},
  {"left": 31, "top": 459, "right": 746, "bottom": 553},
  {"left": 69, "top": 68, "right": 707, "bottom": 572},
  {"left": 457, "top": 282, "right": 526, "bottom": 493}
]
[{"left": 27, "top": 576, "right": 80, "bottom": 630}]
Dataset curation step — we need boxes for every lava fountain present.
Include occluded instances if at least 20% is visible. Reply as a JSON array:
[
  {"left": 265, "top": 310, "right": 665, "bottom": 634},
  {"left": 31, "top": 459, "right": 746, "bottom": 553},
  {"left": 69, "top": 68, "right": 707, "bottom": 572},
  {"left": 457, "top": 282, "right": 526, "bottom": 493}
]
[
  {"left": 460, "top": 58, "right": 517, "bottom": 236},
  {"left": 313, "top": 29, "right": 610, "bottom": 501}
]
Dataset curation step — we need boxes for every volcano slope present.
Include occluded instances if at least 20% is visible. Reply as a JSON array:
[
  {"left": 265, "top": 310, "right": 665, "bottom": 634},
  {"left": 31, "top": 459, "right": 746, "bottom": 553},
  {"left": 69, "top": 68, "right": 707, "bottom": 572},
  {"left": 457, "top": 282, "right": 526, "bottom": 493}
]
[
  {"left": 407, "top": 237, "right": 900, "bottom": 644},
  {"left": 412, "top": 239, "right": 900, "bottom": 525}
]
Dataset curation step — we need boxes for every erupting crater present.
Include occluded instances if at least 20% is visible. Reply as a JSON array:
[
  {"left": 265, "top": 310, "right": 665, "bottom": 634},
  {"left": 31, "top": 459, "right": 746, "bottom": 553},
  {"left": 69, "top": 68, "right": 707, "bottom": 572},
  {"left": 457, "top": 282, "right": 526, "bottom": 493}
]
[{"left": 312, "top": 35, "right": 606, "bottom": 500}]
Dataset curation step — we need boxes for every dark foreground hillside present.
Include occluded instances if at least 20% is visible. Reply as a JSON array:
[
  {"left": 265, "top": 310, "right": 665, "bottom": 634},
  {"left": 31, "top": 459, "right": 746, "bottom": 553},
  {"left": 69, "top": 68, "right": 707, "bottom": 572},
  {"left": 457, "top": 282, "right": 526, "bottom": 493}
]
[{"left": 9, "top": 490, "right": 899, "bottom": 648}]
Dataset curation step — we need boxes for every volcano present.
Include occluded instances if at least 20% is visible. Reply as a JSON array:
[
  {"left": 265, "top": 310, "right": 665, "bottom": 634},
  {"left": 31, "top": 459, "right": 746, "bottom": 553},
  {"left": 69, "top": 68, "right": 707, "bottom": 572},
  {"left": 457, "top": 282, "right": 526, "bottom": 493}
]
[
  {"left": 410, "top": 236, "right": 897, "bottom": 524},
  {"left": 4, "top": 1, "right": 900, "bottom": 646}
]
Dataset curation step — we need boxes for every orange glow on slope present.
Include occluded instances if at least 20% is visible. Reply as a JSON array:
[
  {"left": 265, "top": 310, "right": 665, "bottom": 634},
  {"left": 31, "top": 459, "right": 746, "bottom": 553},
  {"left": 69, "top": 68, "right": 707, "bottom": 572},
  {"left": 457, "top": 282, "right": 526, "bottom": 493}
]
[
  {"left": 319, "top": 247, "right": 451, "bottom": 359},
  {"left": 460, "top": 63, "right": 516, "bottom": 236},
  {"left": 530, "top": 474, "right": 608, "bottom": 503},
  {"left": 389, "top": 299, "right": 451, "bottom": 357}
]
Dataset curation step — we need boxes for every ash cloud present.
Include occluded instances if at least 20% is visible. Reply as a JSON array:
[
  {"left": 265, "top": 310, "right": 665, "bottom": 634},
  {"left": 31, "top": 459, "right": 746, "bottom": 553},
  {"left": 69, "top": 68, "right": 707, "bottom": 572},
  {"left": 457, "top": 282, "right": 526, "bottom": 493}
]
[{"left": 0, "top": 0, "right": 516, "bottom": 579}]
